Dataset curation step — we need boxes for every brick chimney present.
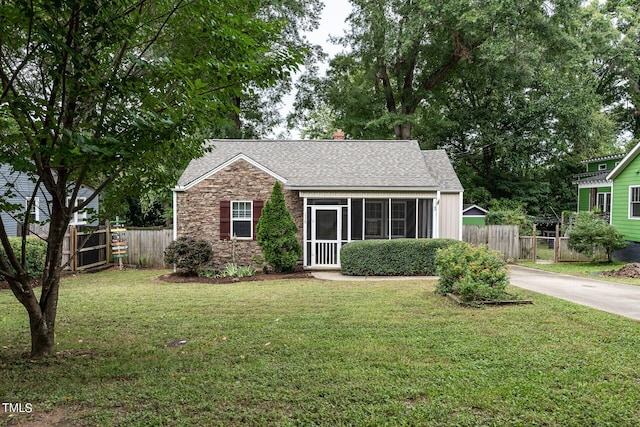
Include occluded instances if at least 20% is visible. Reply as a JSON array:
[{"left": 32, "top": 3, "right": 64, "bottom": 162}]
[{"left": 333, "top": 130, "right": 345, "bottom": 140}]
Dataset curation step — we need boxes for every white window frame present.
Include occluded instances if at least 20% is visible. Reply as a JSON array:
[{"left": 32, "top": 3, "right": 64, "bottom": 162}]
[
  {"left": 391, "top": 201, "right": 407, "bottom": 237},
  {"left": 598, "top": 163, "right": 607, "bottom": 171},
  {"left": 364, "top": 200, "right": 384, "bottom": 238},
  {"left": 69, "top": 197, "right": 88, "bottom": 225},
  {"left": 231, "top": 201, "right": 253, "bottom": 239},
  {"left": 596, "top": 192, "right": 611, "bottom": 213},
  {"left": 25, "top": 197, "right": 40, "bottom": 222},
  {"left": 629, "top": 186, "right": 640, "bottom": 220}
]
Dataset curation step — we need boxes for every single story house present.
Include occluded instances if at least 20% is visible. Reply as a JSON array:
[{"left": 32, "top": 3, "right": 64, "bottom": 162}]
[
  {"left": 462, "top": 204, "right": 488, "bottom": 226},
  {"left": 0, "top": 163, "right": 99, "bottom": 237},
  {"left": 173, "top": 139, "right": 464, "bottom": 269}
]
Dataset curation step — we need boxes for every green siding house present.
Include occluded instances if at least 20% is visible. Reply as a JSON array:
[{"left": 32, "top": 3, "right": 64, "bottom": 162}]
[
  {"left": 607, "top": 142, "right": 640, "bottom": 243},
  {"left": 573, "top": 153, "right": 625, "bottom": 214},
  {"left": 462, "top": 204, "right": 488, "bottom": 226}
]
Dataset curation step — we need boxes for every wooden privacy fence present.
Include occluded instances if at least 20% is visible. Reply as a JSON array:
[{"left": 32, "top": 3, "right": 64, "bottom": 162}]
[
  {"left": 462, "top": 225, "right": 520, "bottom": 260},
  {"left": 62, "top": 225, "right": 109, "bottom": 272},
  {"left": 59, "top": 226, "right": 172, "bottom": 271},
  {"left": 464, "top": 224, "right": 607, "bottom": 262},
  {"left": 125, "top": 228, "right": 173, "bottom": 267}
]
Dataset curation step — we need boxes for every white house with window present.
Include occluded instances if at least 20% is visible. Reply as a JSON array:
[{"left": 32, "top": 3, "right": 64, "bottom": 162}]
[{"left": 173, "top": 139, "right": 463, "bottom": 269}]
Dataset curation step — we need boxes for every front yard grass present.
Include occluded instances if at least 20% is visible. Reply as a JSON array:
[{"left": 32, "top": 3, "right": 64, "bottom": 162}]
[{"left": 2, "top": 270, "right": 640, "bottom": 426}]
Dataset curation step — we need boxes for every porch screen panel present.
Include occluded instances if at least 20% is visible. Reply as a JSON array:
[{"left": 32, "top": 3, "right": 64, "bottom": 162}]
[
  {"left": 351, "top": 199, "right": 363, "bottom": 240},
  {"left": 418, "top": 199, "right": 434, "bottom": 238},
  {"left": 306, "top": 207, "right": 312, "bottom": 241},
  {"left": 406, "top": 200, "right": 416, "bottom": 238},
  {"left": 342, "top": 207, "right": 348, "bottom": 241}
]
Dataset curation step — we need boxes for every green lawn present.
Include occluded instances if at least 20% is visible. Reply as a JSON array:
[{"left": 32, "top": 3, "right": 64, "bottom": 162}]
[
  {"left": 2, "top": 270, "right": 640, "bottom": 426},
  {"left": 517, "top": 260, "right": 640, "bottom": 285}
]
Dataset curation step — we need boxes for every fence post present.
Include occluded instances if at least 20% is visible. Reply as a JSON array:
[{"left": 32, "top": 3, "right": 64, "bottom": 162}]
[
  {"left": 531, "top": 223, "right": 537, "bottom": 262},
  {"left": 70, "top": 225, "right": 77, "bottom": 272},
  {"left": 554, "top": 224, "right": 560, "bottom": 263},
  {"left": 106, "top": 220, "right": 112, "bottom": 264}
]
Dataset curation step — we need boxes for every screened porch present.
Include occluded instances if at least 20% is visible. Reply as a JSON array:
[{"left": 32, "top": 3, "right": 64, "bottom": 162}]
[{"left": 304, "top": 197, "right": 435, "bottom": 268}]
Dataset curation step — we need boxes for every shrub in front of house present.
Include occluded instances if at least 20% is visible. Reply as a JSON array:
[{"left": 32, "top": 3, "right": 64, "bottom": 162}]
[
  {"left": 435, "top": 241, "right": 509, "bottom": 302},
  {"left": 0, "top": 237, "right": 47, "bottom": 280},
  {"left": 164, "top": 236, "right": 213, "bottom": 276},
  {"left": 256, "top": 181, "right": 302, "bottom": 273},
  {"left": 340, "top": 238, "right": 459, "bottom": 276}
]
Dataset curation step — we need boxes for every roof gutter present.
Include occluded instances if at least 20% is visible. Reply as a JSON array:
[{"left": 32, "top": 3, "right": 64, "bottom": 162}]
[{"left": 285, "top": 185, "right": 440, "bottom": 192}]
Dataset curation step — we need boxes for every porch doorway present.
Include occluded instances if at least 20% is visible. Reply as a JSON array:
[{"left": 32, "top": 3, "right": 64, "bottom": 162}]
[{"left": 311, "top": 206, "right": 342, "bottom": 267}]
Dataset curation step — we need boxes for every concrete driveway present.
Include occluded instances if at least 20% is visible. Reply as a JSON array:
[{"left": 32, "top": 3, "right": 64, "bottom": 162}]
[{"left": 509, "top": 265, "right": 640, "bottom": 321}]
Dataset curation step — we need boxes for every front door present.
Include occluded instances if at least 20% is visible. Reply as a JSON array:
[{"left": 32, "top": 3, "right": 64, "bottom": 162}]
[{"left": 311, "top": 207, "right": 341, "bottom": 267}]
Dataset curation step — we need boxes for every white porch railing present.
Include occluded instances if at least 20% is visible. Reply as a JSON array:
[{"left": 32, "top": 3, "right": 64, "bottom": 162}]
[{"left": 315, "top": 242, "right": 339, "bottom": 266}]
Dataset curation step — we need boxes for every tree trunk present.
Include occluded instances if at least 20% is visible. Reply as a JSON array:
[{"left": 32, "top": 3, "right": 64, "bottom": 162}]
[
  {"left": 7, "top": 274, "right": 58, "bottom": 357},
  {"left": 394, "top": 122, "right": 412, "bottom": 140},
  {"left": 14, "top": 203, "right": 68, "bottom": 358},
  {"left": 29, "top": 309, "right": 56, "bottom": 357}
]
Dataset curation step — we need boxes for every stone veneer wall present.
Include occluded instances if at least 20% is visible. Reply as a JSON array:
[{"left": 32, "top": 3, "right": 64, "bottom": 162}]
[{"left": 176, "top": 159, "right": 304, "bottom": 268}]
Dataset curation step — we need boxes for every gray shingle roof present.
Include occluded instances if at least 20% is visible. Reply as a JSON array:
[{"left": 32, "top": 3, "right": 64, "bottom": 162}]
[{"left": 178, "top": 139, "right": 463, "bottom": 192}]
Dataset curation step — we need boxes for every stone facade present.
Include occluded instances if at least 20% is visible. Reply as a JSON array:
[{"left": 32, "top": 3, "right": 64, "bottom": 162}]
[{"left": 176, "top": 159, "right": 303, "bottom": 268}]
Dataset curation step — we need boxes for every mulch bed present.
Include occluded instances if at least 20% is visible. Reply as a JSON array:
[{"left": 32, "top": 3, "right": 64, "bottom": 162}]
[
  {"left": 1, "top": 269, "right": 314, "bottom": 290},
  {"left": 157, "top": 269, "right": 314, "bottom": 285},
  {"left": 446, "top": 292, "right": 533, "bottom": 306}
]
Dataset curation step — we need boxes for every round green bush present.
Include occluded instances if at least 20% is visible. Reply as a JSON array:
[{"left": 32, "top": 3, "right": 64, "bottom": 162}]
[
  {"left": 435, "top": 242, "right": 509, "bottom": 301},
  {"left": 164, "top": 236, "right": 213, "bottom": 276}
]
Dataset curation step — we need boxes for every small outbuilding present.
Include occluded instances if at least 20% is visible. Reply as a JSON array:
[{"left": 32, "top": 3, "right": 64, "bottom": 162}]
[{"left": 462, "top": 204, "right": 488, "bottom": 226}]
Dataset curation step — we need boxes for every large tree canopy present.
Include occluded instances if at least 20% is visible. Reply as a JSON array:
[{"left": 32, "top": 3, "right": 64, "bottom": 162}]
[
  {"left": 0, "top": 0, "right": 305, "bottom": 357},
  {"left": 293, "top": 0, "right": 635, "bottom": 215}
]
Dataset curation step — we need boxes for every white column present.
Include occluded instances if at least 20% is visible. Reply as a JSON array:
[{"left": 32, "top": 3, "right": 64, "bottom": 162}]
[
  {"left": 388, "top": 198, "right": 392, "bottom": 239},
  {"left": 303, "top": 198, "right": 308, "bottom": 267},
  {"left": 172, "top": 189, "right": 178, "bottom": 240},
  {"left": 347, "top": 198, "right": 352, "bottom": 242},
  {"left": 415, "top": 198, "right": 419, "bottom": 239}
]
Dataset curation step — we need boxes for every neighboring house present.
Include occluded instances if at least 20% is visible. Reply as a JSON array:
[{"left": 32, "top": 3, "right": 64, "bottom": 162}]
[
  {"left": 606, "top": 141, "right": 640, "bottom": 246},
  {"left": 0, "top": 164, "right": 99, "bottom": 237},
  {"left": 573, "top": 152, "right": 626, "bottom": 216},
  {"left": 462, "top": 204, "right": 488, "bottom": 226},
  {"left": 173, "top": 139, "right": 464, "bottom": 269}
]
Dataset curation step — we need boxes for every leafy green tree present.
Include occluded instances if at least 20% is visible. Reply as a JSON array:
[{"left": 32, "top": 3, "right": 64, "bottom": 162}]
[
  {"left": 320, "top": 0, "right": 585, "bottom": 140},
  {"left": 0, "top": 0, "right": 304, "bottom": 357},
  {"left": 296, "top": 0, "right": 622, "bottom": 215},
  {"left": 256, "top": 182, "right": 302, "bottom": 272},
  {"left": 567, "top": 211, "right": 627, "bottom": 262}
]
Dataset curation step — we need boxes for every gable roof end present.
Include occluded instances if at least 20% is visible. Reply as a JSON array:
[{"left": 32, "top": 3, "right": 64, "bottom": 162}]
[
  {"left": 176, "top": 153, "right": 286, "bottom": 191},
  {"left": 607, "top": 141, "right": 640, "bottom": 181}
]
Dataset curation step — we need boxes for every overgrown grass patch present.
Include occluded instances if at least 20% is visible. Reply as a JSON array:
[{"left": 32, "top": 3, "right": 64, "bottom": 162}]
[{"left": 1, "top": 270, "right": 640, "bottom": 426}]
